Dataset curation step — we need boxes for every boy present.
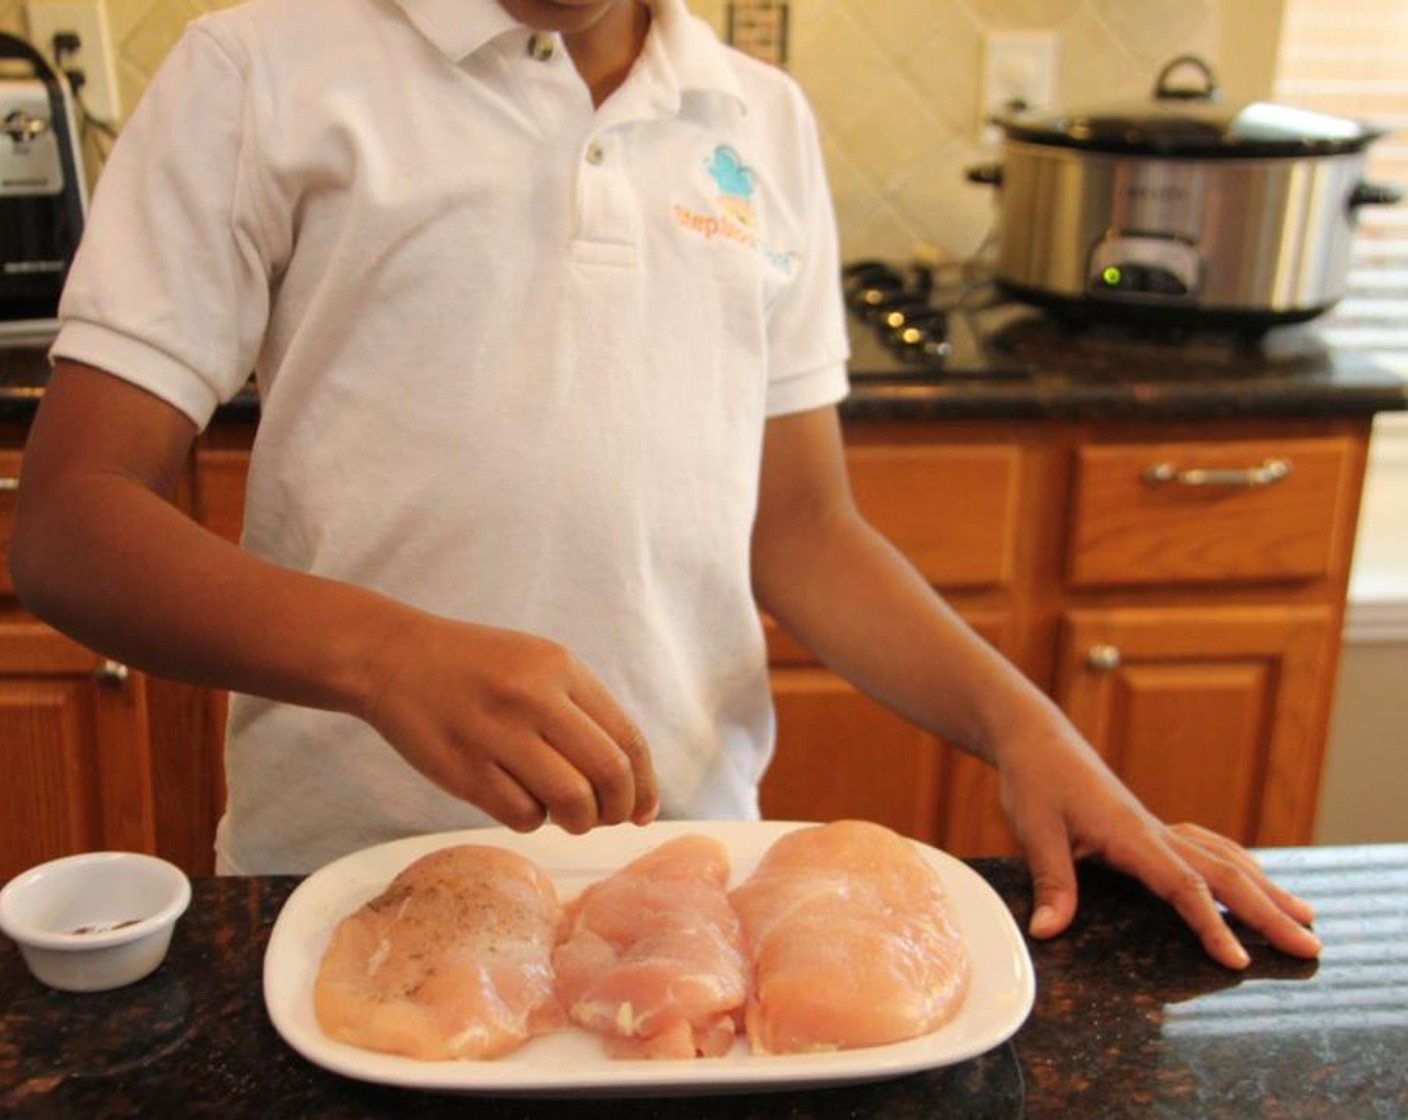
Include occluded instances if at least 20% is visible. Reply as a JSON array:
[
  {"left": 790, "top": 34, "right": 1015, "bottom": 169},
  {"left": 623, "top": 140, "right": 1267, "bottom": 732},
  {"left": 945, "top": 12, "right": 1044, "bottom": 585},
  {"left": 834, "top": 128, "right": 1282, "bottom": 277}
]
[{"left": 11, "top": 0, "right": 1319, "bottom": 968}]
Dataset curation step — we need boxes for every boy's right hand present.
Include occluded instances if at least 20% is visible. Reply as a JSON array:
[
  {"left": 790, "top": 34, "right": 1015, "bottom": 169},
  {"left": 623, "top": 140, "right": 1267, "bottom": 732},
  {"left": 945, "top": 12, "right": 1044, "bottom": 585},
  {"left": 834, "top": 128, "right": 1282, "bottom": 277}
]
[{"left": 359, "top": 616, "right": 659, "bottom": 834}]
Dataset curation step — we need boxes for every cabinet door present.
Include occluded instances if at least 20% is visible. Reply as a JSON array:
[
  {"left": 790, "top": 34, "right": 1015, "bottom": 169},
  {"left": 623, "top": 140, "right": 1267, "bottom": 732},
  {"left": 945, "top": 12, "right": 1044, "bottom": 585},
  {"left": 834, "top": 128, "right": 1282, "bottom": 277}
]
[
  {"left": 195, "top": 448, "right": 250, "bottom": 546},
  {"left": 160, "top": 447, "right": 253, "bottom": 869},
  {"left": 761, "top": 668, "right": 946, "bottom": 845},
  {"left": 762, "top": 616, "right": 1015, "bottom": 853},
  {"left": 0, "top": 622, "right": 156, "bottom": 880},
  {"left": 1056, "top": 606, "right": 1336, "bottom": 845}
]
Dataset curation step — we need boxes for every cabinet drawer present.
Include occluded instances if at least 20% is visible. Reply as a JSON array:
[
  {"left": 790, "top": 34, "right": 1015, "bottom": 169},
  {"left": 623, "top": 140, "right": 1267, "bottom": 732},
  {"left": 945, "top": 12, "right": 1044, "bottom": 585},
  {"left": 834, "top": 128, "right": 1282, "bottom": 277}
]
[
  {"left": 1067, "top": 438, "right": 1357, "bottom": 587},
  {"left": 847, "top": 444, "right": 1021, "bottom": 589},
  {"left": 0, "top": 450, "right": 19, "bottom": 599}
]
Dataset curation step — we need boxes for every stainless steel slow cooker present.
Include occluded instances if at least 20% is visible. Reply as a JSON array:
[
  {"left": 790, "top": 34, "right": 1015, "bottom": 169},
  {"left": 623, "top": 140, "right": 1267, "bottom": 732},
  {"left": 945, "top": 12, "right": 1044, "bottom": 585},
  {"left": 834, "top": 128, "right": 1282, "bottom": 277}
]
[{"left": 968, "top": 55, "right": 1402, "bottom": 329}]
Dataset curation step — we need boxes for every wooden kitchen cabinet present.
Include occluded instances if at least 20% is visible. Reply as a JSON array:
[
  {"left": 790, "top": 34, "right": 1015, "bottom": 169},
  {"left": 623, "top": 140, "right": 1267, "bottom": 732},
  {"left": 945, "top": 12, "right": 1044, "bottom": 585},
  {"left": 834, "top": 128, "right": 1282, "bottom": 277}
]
[
  {"left": 0, "top": 408, "right": 1375, "bottom": 875},
  {"left": 759, "top": 437, "right": 1032, "bottom": 854},
  {"left": 1047, "top": 432, "right": 1362, "bottom": 848},
  {"left": 1066, "top": 437, "right": 1358, "bottom": 587},
  {"left": 762, "top": 669, "right": 947, "bottom": 842},
  {"left": 0, "top": 442, "right": 221, "bottom": 878},
  {"left": 1056, "top": 605, "right": 1337, "bottom": 845},
  {"left": 194, "top": 448, "right": 250, "bottom": 547},
  {"left": 842, "top": 443, "right": 1022, "bottom": 587},
  {"left": 1, "top": 450, "right": 156, "bottom": 880},
  {"left": 761, "top": 613, "right": 1011, "bottom": 849},
  {"left": 0, "top": 620, "right": 156, "bottom": 882},
  {"left": 762, "top": 419, "right": 1370, "bottom": 856},
  {"left": 0, "top": 449, "right": 20, "bottom": 600}
]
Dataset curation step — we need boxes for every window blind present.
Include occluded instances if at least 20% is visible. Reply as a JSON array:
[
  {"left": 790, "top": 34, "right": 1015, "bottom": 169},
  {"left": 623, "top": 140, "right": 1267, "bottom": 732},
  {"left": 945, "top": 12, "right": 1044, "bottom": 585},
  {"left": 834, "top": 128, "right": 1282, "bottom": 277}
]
[{"left": 1274, "top": 0, "right": 1408, "bottom": 375}]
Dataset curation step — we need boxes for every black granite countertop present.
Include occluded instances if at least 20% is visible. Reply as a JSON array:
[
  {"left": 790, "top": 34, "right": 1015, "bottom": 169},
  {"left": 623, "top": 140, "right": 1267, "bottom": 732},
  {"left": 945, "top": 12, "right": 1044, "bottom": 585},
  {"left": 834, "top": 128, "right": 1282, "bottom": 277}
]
[
  {"left": 2, "top": 845, "right": 1404, "bottom": 1118},
  {"left": 4, "top": 312, "right": 1404, "bottom": 426},
  {"left": 836, "top": 307, "right": 1408, "bottom": 421}
]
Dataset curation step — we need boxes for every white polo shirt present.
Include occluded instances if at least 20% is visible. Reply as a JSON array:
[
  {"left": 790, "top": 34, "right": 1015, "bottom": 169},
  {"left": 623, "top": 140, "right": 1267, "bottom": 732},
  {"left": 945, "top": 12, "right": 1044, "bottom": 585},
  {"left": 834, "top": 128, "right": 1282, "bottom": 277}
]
[{"left": 52, "top": 0, "right": 849, "bottom": 873}]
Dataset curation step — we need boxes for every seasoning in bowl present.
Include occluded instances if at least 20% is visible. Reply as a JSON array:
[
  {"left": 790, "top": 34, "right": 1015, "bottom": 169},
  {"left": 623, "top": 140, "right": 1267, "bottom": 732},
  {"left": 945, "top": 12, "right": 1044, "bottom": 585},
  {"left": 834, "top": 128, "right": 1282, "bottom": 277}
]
[{"left": 0, "top": 851, "right": 191, "bottom": 992}]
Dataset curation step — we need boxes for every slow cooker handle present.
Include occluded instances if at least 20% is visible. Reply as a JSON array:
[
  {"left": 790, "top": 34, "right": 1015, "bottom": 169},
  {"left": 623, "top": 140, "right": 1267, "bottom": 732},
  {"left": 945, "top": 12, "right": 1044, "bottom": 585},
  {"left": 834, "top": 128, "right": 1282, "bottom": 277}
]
[
  {"left": 1350, "top": 182, "right": 1404, "bottom": 209},
  {"left": 1154, "top": 54, "right": 1221, "bottom": 102}
]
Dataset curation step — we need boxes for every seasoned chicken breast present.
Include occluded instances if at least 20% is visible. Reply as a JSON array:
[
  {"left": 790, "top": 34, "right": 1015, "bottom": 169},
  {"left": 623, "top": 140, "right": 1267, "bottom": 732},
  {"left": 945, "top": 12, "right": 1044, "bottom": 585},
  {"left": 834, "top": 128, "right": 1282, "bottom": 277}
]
[{"left": 314, "top": 844, "right": 564, "bottom": 1060}]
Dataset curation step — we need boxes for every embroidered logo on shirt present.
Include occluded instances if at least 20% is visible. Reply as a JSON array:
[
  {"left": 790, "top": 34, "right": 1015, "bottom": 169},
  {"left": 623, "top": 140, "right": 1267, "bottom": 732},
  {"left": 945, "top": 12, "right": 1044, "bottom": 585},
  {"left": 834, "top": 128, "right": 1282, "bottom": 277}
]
[
  {"left": 672, "top": 144, "right": 797, "bottom": 276},
  {"left": 705, "top": 145, "right": 757, "bottom": 229}
]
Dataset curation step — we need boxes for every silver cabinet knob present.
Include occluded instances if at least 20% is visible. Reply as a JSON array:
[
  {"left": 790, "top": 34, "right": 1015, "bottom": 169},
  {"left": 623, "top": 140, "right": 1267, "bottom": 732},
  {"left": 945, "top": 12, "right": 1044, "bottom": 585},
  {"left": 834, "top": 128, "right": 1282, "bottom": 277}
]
[
  {"left": 92, "top": 659, "right": 130, "bottom": 685},
  {"left": 1086, "top": 644, "right": 1122, "bottom": 672}
]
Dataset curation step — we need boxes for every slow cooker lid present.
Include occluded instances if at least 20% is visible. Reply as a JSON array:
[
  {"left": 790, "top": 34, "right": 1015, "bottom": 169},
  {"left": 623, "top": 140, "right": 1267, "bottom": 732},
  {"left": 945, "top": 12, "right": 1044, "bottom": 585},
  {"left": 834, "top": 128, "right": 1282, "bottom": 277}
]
[{"left": 997, "top": 54, "right": 1384, "bottom": 158}]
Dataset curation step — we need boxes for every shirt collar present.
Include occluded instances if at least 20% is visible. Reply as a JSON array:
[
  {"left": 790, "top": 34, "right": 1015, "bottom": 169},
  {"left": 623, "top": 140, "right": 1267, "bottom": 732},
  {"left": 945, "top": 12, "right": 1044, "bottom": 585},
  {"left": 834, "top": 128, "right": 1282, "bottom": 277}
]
[
  {"left": 649, "top": 0, "right": 745, "bottom": 111},
  {"left": 390, "top": 0, "right": 521, "bottom": 61},
  {"left": 390, "top": 0, "right": 745, "bottom": 112}
]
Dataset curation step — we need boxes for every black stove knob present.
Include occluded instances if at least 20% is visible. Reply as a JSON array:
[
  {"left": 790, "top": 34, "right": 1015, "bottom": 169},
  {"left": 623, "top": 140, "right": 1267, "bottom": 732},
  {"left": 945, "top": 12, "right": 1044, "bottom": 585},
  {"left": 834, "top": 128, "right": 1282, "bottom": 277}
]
[
  {"left": 879, "top": 300, "right": 945, "bottom": 332},
  {"left": 860, "top": 288, "right": 929, "bottom": 323},
  {"left": 883, "top": 307, "right": 951, "bottom": 366},
  {"left": 846, "top": 283, "right": 905, "bottom": 317},
  {"left": 842, "top": 259, "right": 901, "bottom": 287}
]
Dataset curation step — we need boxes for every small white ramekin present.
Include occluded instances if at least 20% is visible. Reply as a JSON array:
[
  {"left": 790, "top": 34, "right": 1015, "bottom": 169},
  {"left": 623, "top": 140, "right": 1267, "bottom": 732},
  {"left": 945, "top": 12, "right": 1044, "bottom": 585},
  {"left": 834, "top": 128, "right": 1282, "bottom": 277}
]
[{"left": 0, "top": 851, "right": 191, "bottom": 992}]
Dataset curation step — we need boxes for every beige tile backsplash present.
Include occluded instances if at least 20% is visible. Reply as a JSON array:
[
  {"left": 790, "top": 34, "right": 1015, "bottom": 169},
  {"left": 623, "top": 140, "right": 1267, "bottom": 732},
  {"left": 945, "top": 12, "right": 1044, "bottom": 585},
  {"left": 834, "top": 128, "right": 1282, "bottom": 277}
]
[
  {"left": 0, "top": 0, "right": 1220, "bottom": 261},
  {"left": 689, "top": 0, "right": 1220, "bottom": 262}
]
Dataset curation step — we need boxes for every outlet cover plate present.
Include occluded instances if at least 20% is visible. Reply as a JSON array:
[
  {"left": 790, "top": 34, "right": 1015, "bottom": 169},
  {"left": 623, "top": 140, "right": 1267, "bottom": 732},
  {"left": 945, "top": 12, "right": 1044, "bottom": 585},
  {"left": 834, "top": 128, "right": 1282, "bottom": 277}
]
[
  {"left": 979, "top": 30, "right": 1058, "bottom": 145},
  {"left": 25, "top": 0, "right": 121, "bottom": 124}
]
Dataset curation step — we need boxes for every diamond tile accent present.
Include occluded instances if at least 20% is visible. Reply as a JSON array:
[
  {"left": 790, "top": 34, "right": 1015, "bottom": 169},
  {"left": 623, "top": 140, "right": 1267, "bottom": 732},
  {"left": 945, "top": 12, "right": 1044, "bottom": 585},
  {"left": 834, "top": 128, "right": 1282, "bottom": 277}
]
[
  {"left": 1088, "top": 0, "right": 1217, "bottom": 69},
  {"left": 963, "top": 0, "right": 1084, "bottom": 29},
  {"left": 899, "top": 5, "right": 986, "bottom": 136},
  {"left": 118, "top": 0, "right": 208, "bottom": 112},
  {"left": 0, "top": 0, "right": 1225, "bottom": 262}
]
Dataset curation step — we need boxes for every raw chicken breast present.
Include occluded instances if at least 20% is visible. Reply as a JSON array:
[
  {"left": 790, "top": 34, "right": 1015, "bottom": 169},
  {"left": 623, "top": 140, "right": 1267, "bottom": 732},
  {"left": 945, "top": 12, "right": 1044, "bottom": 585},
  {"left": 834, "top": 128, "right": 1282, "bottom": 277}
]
[
  {"left": 553, "top": 834, "right": 748, "bottom": 1059},
  {"left": 314, "top": 844, "right": 565, "bottom": 1060},
  {"left": 730, "top": 820, "right": 971, "bottom": 1055}
]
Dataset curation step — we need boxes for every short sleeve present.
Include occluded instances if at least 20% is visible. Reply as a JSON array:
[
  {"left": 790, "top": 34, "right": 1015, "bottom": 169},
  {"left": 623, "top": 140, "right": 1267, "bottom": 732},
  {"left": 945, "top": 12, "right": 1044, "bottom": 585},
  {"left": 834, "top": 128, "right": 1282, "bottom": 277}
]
[
  {"left": 51, "top": 23, "right": 274, "bottom": 429},
  {"left": 762, "top": 83, "right": 849, "bottom": 419}
]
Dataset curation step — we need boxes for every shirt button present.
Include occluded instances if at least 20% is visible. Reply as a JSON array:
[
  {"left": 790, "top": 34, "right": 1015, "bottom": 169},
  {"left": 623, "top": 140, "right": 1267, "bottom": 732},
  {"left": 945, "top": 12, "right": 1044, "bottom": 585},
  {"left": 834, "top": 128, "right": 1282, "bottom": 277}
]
[
  {"left": 527, "top": 33, "right": 555, "bottom": 61},
  {"left": 585, "top": 139, "right": 606, "bottom": 165}
]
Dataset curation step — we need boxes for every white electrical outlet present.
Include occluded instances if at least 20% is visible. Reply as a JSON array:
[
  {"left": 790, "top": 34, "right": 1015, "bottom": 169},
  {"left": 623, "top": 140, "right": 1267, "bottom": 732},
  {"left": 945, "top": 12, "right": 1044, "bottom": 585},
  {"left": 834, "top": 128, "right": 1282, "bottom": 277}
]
[
  {"left": 25, "top": 0, "right": 121, "bottom": 124},
  {"left": 979, "top": 31, "right": 1058, "bottom": 146}
]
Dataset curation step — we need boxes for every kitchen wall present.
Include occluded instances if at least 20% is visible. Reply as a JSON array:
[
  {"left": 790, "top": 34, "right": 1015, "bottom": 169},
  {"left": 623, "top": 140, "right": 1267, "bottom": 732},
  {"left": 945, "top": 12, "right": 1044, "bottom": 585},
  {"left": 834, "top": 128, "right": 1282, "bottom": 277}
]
[
  {"left": 1317, "top": 426, "right": 1408, "bottom": 846},
  {"left": 1318, "top": 640, "right": 1408, "bottom": 845}
]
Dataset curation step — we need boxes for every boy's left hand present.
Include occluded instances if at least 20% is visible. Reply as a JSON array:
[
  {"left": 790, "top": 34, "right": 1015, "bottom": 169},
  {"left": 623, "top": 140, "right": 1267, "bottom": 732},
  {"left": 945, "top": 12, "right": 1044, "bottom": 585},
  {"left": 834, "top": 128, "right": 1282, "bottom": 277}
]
[{"left": 995, "top": 728, "right": 1322, "bottom": 968}]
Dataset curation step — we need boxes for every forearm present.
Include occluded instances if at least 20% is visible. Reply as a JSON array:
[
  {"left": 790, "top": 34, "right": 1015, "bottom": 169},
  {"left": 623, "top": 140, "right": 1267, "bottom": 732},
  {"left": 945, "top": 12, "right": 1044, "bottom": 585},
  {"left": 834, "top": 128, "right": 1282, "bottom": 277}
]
[
  {"left": 753, "top": 506, "right": 1071, "bottom": 765},
  {"left": 752, "top": 411, "right": 1322, "bottom": 968},
  {"left": 12, "top": 465, "right": 408, "bottom": 720},
  {"left": 12, "top": 362, "right": 659, "bottom": 832}
]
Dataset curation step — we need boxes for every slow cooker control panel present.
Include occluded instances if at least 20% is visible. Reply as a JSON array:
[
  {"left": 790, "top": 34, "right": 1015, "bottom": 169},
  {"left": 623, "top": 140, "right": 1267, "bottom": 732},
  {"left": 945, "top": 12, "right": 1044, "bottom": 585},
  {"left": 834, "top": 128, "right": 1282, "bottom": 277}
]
[{"left": 1087, "top": 234, "right": 1203, "bottom": 303}]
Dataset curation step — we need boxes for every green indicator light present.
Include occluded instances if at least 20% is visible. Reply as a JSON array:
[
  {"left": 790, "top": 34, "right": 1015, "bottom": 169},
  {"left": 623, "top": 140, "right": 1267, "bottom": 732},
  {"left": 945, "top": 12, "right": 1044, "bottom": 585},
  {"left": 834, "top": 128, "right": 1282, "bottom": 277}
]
[{"left": 1102, "top": 266, "right": 1123, "bottom": 286}]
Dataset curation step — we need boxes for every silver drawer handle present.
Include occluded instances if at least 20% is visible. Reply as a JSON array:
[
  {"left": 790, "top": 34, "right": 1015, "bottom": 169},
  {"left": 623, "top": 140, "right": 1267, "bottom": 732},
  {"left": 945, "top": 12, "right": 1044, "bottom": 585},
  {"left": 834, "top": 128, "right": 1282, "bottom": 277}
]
[
  {"left": 0, "top": 476, "right": 18, "bottom": 492},
  {"left": 93, "top": 660, "right": 130, "bottom": 685},
  {"left": 1142, "top": 457, "right": 1293, "bottom": 489}
]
